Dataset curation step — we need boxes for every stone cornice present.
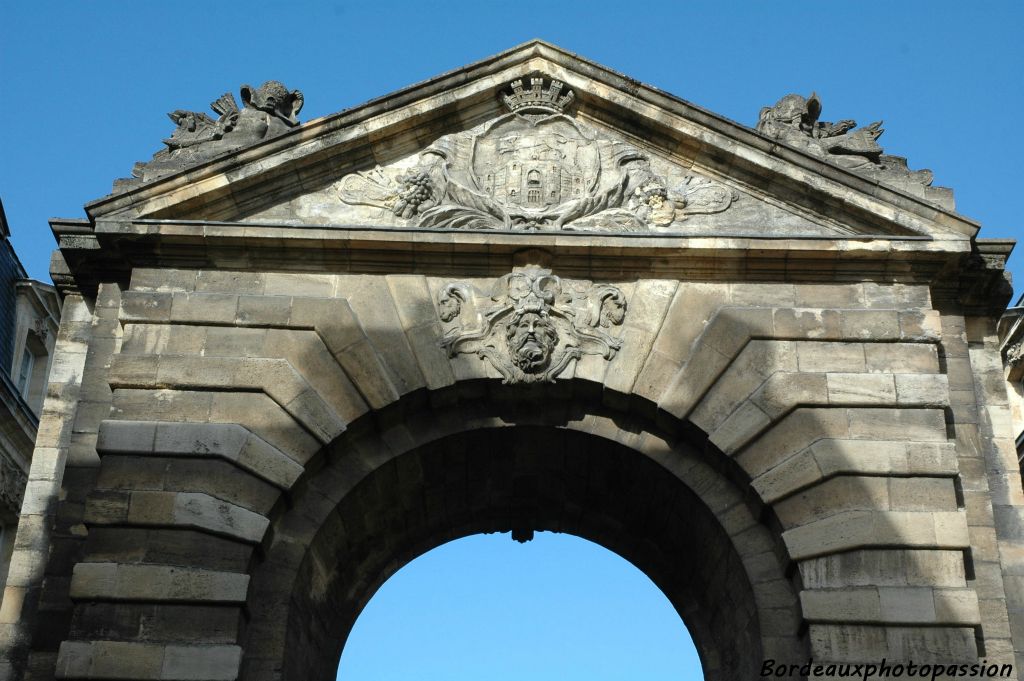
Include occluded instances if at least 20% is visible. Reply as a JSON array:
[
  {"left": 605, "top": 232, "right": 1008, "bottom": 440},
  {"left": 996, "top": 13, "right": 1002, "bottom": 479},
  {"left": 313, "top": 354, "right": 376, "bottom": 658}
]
[
  {"left": 932, "top": 238, "right": 1015, "bottom": 316},
  {"left": 50, "top": 217, "right": 978, "bottom": 298}
]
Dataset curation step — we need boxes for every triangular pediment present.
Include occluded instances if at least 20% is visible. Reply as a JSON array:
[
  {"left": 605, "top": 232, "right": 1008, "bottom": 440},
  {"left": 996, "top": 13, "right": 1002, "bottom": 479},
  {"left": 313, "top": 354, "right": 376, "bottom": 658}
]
[
  {"left": 240, "top": 112, "right": 858, "bottom": 238},
  {"left": 79, "top": 40, "right": 977, "bottom": 241}
]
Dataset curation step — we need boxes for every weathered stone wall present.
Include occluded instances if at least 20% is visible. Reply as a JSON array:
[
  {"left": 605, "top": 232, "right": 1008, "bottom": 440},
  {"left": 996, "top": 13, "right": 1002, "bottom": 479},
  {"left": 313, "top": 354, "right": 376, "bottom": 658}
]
[
  {"left": 5, "top": 39, "right": 1023, "bottom": 681},
  {"left": 0, "top": 292, "right": 98, "bottom": 679},
  {"left": 1, "top": 260, "right": 1018, "bottom": 680}
]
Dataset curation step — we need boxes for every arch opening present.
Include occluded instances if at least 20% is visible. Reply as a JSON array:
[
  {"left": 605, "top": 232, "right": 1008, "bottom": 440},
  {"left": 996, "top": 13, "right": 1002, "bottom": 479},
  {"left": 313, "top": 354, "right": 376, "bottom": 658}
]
[
  {"left": 242, "top": 389, "right": 806, "bottom": 681},
  {"left": 336, "top": 532, "right": 704, "bottom": 680}
]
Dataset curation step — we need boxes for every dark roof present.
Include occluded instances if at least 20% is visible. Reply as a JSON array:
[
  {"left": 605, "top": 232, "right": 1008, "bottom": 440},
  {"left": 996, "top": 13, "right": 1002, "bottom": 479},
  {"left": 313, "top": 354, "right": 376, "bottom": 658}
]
[{"left": 0, "top": 197, "right": 9, "bottom": 239}]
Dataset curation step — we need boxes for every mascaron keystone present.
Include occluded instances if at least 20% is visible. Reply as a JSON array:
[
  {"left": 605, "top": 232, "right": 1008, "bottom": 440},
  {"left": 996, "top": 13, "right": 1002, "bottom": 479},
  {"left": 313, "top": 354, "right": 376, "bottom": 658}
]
[{"left": 438, "top": 266, "right": 626, "bottom": 384}]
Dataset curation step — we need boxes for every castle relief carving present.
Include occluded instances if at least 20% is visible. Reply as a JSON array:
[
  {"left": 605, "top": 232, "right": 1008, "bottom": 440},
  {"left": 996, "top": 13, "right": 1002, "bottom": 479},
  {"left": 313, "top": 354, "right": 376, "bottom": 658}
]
[
  {"left": 339, "top": 78, "right": 736, "bottom": 232},
  {"left": 438, "top": 266, "right": 626, "bottom": 383}
]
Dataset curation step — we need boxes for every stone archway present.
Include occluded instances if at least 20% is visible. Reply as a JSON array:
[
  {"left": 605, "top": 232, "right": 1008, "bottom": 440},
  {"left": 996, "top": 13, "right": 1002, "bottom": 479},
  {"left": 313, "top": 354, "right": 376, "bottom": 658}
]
[
  {"left": 240, "top": 384, "right": 806, "bottom": 681},
  {"left": 5, "top": 40, "right": 1022, "bottom": 681}
]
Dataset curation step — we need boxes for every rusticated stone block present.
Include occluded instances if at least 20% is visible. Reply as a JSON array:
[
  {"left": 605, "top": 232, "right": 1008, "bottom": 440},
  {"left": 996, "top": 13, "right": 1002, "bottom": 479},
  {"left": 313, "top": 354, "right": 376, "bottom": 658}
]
[
  {"left": 772, "top": 308, "right": 843, "bottom": 339},
  {"left": 170, "top": 293, "right": 238, "bottom": 324},
  {"left": 864, "top": 343, "right": 939, "bottom": 374},
  {"left": 799, "top": 549, "right": 967, "bottom": 589},
  {"left": 796, "top": 341, "right": 866, "bottom": 373},
  {"left": 56, "top": 640, "right": 241, "bottom": 680},
  {"left": 783, "top": 510, "right": 970, "bottom": 560},
  {"left": 808, "top": 624, "right": 978, "bottom": 663},
  {"left": 162, "top": 645, "right": 241, "bottom": 680},
  {"left": 70, "top": 563, "right": 249, "bottom": 603},
  {"left": 57, "top": 640, "right": 163, "bottom": 679},
  {"left": 86, "top": 490, "right": 269, "bottom": 544}
]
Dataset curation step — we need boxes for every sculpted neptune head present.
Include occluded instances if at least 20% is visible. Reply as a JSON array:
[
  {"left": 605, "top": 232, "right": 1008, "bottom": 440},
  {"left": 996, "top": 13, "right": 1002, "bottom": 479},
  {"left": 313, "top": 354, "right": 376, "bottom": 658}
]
[{"left": 506, "top": 308, "right": 559, "bottom": 374}]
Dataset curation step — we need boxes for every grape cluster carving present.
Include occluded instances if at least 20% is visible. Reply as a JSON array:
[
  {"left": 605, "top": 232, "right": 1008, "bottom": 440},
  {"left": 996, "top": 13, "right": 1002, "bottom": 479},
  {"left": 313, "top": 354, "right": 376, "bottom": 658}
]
[{"left": 392, "top": 171, "right": 435, "bottom": 219}]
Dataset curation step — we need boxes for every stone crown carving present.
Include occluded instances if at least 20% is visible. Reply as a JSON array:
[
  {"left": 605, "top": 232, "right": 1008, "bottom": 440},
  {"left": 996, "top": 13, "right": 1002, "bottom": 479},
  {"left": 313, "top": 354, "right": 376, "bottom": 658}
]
[
  {"left": 501, "top": 77, "right": 575, "bottom": 114},
  {"left": 757, "top": 93, "right": 952, "bottom": 208},
  {"left": 116, "top": 80, "right": 304, "bottom": 190},
  {"left": 438, "top": 266, "right": 626, "bottom": 383},
  {"left": 339, "top": 76, "right": 737, "bottom": 232}
]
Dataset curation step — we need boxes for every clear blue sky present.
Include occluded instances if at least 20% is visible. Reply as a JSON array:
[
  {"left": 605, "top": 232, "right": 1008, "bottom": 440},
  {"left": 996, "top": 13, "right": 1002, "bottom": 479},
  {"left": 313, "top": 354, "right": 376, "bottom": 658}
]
[
  {"left": 2, "top": 2, "right": 1022, "bottom": 678},
  {"left": 2, "top": 1, "right": 1021, "bottom": 289},
  {"left": 340, "top": 534, "right": 701, "bottom": 680}
]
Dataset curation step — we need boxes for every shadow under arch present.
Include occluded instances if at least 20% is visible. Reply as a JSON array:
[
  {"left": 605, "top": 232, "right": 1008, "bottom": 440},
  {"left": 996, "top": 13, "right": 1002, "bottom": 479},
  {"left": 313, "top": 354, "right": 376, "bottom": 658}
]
[{"left": 241, "top": 380, "right": 808, "bottom": 681}]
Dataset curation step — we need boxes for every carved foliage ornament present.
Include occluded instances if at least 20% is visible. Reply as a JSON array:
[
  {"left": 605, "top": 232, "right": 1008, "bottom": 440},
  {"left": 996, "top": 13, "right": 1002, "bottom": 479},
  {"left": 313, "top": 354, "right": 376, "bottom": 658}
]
[
  {"left": 340, "top": 77, "right": 736, "bottom": 232},
  {"left": 438, "top": 267, "right": 626, "bottom": 383}
]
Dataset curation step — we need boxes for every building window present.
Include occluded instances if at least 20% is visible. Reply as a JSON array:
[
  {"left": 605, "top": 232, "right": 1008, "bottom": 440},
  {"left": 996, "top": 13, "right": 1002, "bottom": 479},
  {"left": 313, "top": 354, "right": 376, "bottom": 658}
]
[
  {"left": 16, "top": 348, "right": 33, "bottom": 401},
  {"left": 17, "top": 334, "right": 47, "bottom": 413}
]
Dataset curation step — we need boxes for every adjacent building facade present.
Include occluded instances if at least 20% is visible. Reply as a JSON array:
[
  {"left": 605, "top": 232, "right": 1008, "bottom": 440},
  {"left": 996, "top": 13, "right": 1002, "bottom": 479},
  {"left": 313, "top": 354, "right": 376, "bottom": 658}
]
[
  {"left": 0, "top": 201, "right": 60, "bottom": 609},
  {"left": 0, "top": 42, "right": 1021, "bottom": 681}
]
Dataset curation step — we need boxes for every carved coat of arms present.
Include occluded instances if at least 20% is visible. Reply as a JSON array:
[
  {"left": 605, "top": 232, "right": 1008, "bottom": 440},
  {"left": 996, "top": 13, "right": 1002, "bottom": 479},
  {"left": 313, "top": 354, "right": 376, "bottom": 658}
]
[
  {"left": 438, "top": 266, "right": 626, "bottom": 383},
  {"left": 340, "top": 78, "right": 736, "bottom": 232}
]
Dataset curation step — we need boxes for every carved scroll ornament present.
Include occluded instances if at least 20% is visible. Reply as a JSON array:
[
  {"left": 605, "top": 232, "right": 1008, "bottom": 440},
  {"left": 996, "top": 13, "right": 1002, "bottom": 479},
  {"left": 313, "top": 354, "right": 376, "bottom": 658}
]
[
  {"left": 340, "top": 77, "right": 736, "bottom": 232},
  {"left": 438, "top": 266, "right": 626, "bottom": 383}
]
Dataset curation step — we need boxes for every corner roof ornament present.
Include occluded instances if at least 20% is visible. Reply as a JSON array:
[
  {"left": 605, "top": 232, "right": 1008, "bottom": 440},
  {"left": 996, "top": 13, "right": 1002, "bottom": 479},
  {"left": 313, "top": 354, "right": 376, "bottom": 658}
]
[
  {"left": 113, "top": 80, "right": 303, "bottom": 192},
  {"left": 757, "top": 92, "right": 954, "bottom": 209}
]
